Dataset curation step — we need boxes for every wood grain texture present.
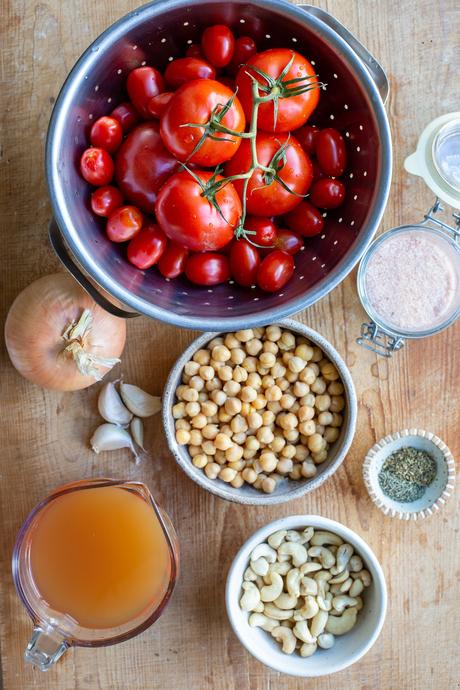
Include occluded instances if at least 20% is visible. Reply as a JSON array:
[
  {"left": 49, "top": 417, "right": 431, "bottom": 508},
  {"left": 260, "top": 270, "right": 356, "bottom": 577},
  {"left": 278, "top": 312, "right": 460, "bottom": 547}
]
[{"left": 1, "top": 1, "right": 459, "bottom": 688}]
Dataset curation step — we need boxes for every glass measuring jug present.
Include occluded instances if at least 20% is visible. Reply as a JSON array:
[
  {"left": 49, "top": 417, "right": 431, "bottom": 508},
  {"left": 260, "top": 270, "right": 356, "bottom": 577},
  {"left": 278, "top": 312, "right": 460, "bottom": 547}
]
[{"left": 12, "top": 478, "right": 179, "bottom": 671}]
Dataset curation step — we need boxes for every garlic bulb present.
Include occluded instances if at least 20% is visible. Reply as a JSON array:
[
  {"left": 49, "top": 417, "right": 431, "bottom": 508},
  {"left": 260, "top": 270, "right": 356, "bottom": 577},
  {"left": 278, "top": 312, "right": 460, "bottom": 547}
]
[
  {"left": 119, "top": 382, "right": 161, "bottom": 418},
  {"left": 98, "top": 381, "right": 132, "bottom": 425}
]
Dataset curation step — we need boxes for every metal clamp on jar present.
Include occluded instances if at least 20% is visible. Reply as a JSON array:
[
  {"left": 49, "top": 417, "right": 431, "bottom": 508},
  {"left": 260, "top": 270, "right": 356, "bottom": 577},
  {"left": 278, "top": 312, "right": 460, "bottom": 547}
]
[{"left": 356, "top": 112, "right": 460, "bottom": 357}]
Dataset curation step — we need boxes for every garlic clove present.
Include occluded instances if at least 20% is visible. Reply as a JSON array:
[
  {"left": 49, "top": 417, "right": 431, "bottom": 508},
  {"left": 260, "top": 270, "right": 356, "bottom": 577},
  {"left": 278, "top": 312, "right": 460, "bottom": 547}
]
[
  {"left": 98, "top": 381, "right": 132, "bottom": 425},
  {"left": 119, "top": 382, "right": 161, "bottom": 418},
  {"left": 130, "top": 417, "right": 145, "bottom": 450},
  {"left": 90, "top": 423, "right": 138, "bottom": 461}
]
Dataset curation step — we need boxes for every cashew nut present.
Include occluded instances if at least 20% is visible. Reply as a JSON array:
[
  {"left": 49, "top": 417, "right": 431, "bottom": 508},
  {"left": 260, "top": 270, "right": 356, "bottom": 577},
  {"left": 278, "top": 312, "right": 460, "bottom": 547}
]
[
  {"left": 310, "top": 530, "right": 343, "bottom": 547},
  {"left": 310, "top": 609, "right": 329, "bottom": 637},
  {"left": 308, "top": 546, "right": 335, "bottom": 569},
  {"left": 325, "top": 606, "right": 358, "bottom": 635},
  {"left": 286, "top": 568, "right": 302, "bottom": 597},
  {"left": 274, "top": 593, "right": 299, "bottom": 610},
  {"left": 317, "top": 632, "right": 335, "bottom": 649},
  {"left": 270, "top": 561, "right": 291, "bottom": 576},
  {"left": 300, "top": 642, "right": 317, "bottom": 657},
  {"left": 330, "top": 543, "right": 354, "bottom": 575},
  {"left": 314, "top": 569, "right": 332, "bottom": 596},
  {"left": 349, "top": 555, "right": 363, "bottom": 572},
  {"left": 332, "top": 595, "right": 358, "bottom": 613},
  {"left": 240, "top": 582, "right": 261, "bottom": 611},
  {"left": 272, "top": 626, "right": 296, "bottom": 654},
  {"left": 293, "top": 620, "right": 316, "bottom": 644},
  {"left": 251, "top": 556, "right": 269, "bottom": 576},
  {"left": 254, "top": 601, "right": 264, "bottom": 613},
  {"left": 339, "top": 577, "right": 353, "bottom": 593},
  {"left": 354, "top": 596, "right": 363, "bottom": 611},
  {"left": 300, "top": 576, "right": 318, "bottom": 596},
  {"left": 299, "top": 595, "right": 319, "bottom": 619},
  {"left": 354, "top": 569, "right": 371, "bottom": 587},
  {"left": 317, "top": 594, "right": 332, "bottom": 612},
  {"left": 249, "top": 612, "right": 278, "bottom": 632},
  {"left": 267, "top": 529, "right": 287, "bottom": 549},
  {"left": 263, "top": 603, "right": 295, "bottom": 620},
  {"left": 250, "top": 543, "right": 277, "bottom": 564},
  {"left": 260, "top": 571, "right": 284, "bottom": 602},
  {"left": 302, "top": 526, "right": 314, "bottom": 543},
  {"left": 329, "top": 568, "right": 350, "bottom": 585},
  {"left": 243, "top": 566, "right": 257, "bottom": 581},
  {"left": 286, "top": 529, "right": 304, "bottom": 542},
  {"left": 300, "top": 562, "right": 322, "bottom": 575},
  {"left": 278, "top": 541, "right": 308, "bottom": 566},
  {"left": 349, "top": 578, "right": 364, "bottom": 597}
]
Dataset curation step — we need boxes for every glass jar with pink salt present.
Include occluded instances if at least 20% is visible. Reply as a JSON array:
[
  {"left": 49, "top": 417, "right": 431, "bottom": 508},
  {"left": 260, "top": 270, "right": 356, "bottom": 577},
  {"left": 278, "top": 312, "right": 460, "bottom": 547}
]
[{"left": 357, "top": 213, "right": 460, "bottom": 356}]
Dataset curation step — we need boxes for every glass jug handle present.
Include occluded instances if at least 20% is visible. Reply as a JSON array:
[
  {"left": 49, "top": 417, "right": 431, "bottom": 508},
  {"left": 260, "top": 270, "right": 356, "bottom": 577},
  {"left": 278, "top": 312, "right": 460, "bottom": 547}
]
[{"left": 25, "top": 625, "right": 69, "bottom": 671}]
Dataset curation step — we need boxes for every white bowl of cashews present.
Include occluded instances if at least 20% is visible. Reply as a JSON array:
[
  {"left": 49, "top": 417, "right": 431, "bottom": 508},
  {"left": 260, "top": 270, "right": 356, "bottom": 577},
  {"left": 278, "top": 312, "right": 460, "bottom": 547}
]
[{"left": 225, "top": 515, "right": 387, "bottom": 677}]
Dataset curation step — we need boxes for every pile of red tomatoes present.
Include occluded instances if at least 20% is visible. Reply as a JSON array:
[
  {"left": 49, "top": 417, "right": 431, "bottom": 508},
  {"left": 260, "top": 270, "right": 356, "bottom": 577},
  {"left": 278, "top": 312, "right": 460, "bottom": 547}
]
[{"left": 79, "top": 24, "right": 347, "bottom": 291}]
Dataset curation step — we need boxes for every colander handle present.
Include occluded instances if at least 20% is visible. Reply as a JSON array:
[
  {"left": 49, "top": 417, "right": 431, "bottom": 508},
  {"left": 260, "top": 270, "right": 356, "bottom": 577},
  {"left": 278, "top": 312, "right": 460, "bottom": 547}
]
[
  {"left": 299, "top": 5, "right": 389, "bottom": 105},
  {"left": 48, "top": 219, "right": 139, "bottom": 319}
]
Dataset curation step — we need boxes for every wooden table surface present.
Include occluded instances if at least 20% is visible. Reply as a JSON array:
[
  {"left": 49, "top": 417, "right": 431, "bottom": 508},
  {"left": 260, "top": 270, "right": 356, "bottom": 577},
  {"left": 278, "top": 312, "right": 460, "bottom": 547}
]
[{"left": 1, "top": 0, "right": 459, "bottom": 688}]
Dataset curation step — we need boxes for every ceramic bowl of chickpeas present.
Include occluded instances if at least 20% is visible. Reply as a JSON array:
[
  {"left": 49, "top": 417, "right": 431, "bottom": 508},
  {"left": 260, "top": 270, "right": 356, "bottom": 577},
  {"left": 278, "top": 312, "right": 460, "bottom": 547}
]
[{"left": 162, "top": 319, "right": 357, "bottom": 505}]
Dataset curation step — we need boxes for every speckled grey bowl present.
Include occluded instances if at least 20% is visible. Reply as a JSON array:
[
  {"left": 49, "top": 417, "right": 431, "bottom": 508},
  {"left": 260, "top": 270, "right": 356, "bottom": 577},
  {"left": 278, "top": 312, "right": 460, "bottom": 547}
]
[{"left": 162, "top": 319, "right": 357, "bottom": 505}]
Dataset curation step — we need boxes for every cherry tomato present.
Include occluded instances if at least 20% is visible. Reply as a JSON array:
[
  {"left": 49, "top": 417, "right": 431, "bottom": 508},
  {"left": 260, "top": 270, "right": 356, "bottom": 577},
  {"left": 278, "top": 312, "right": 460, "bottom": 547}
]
[
  {"left": 126, "top": 66, "right": 165, "bottom": 118},
  {"left": 225, "top": 132, "right": 312, "bottom": 216},
  {"left": 158, "top": 242, "right": 189, "bottom": 278},
  {"left": 126, "top": 222, "right": 166, "bottom": 268},
  {"left": 110, "top": 101, "right": 139, "bottom": 133},
  {"left": 186, "top": 44, "right": 203, "bottom": 59},
  {"left": 91, "top": 185, "right": 124, "bottom": 217},
  {"left": 185, "top": 253, "right": 231, "bottom": 285},
  {"left": 201, "top": 25, "right": 235, "bottom": 68},
  {"left": 236, "top": 49, "right": 320, "bottom": 132},
  {"left": 155, "top": 170, "right": 242, "bottom": 252},
  {"left": 115, "top": 122, "right": 180, "bottom": 213},
  {"left": 106, "top": 206, "right": 143, "bottom": 243},
  {"left": 228, "top": 36, "right": 257, "bottom": 75},
  {"left": 275, "top": 229, "right": 303, "bottom": 254},
  {"left": 294, "top": 125, "right": 320, "bottom": 156},
  {"left": 160, "top": 80, "right": 245, "bottom": 166},
  {"left": 257, "top": 250, "right": 294, "bottom": 292},
  {"left": 165, "top": 57, "right": 216, "bottom": 88},
  {"left": 244, "top": 216, "right": 277, "bottom": 247},
  {"left": 80, "top": 147, "right": 114, "bottom": 186},
  {"left": 284, "top": 200, "right": 324, "bottom": 237},
  {"left": 312, "top": 160, "right": 325, "bottom": 182},
  {"left": 230, "top": 240, "right": 260, "bottom": 286},
  {"left": 147, "top": 92, "right": 173, "bottom": 119},
  {"left": 309, "top": 178, "right": 346, "bottom": 209},
  {"left": 90, "top": 116, "right": 123, "bottom": 154},
  {"left": 315, "top": 128, "right": 347, "bottom": 177}
]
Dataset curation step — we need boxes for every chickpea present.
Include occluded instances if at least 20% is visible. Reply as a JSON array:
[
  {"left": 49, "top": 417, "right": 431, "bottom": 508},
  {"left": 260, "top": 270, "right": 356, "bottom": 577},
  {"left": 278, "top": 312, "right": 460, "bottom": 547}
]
[
  {"left": 298, "top": 367, "right": 316, "bottom": 386},
  {"left": 184, "top": 360, "right": 200, "bottom": 377},
  {"left": 259, "top": 452, "right": 277, "bottom": 473},
  {"left": 301, "top": 460, "right": 317, "bottom": 478},
  {"left": 220, "top": 424, "right": 233, "bottom": 437},
  {"left": 299, "top": 420, "right": 316, "bottom": 436},
  {"left": 295, "top": 343, "right": 314, "bottom": 361},
  {"left": 278, "top": 378, "right": 290, "bottom": 392},
  {"left": 246, "top": 338, "right": 263, "bottom": 356},
  {"left": 192, "top": 454, "right": 209, "bottom": 469},
  {"left": 182, "top": 387, "right": 199, "bottom": 402},
  {"left": 219, "top": 467, "right": 237, "bottom": 483},
  {"left": 290, "top": 465, "right": 302, "bottom": 480},
  {"left": 183, "top": 401, "right": 199, "bottom": 417},
  {"left": 240, "top": 402, "right": 251, "bottom": 416},
  {"left": 267, "top": 400, "right": 282, "bottom": 414},
  {"left": 206, "top": 380, "right": 222, "bottom": 394},
  {"left": 189, "top": 429, "right": 203, "bottom": 446},
  {"left": 284, "top": 428, "right": 299, "bottom": 443},
  {"left": 257, "top": 426, "right": 274, "bottom": 444},
  {"left": 281, "top": 444, "right": 296, "bottom": 459},
  {"left": 312, "top": 449, "right": 328, "bottom": 464},
  {"left": 279, "top": 330, "right": 296, "bottom": 350},
  {"left": 233, "top": 365, "right": 248, "bottom": 383},
  {"left": 247, "top": 411, "right": 263, "bottom": 429},
  {"left": 201, "top": 401, "right": 218, "bottom": 417},
  {"left": 270, "top": 435, "right": 286, "bottom": 453},
  {"left": 311, "top": 346, "right": 323, "bottom": 362},
  {"left": 266, "top": 325, "right": 282, "bottom": 341},
  {"left": 204, "top": 462, "right": 220, "bottom": 479},
  {"left": 243, "top": 448, "right": 257, "bottom": 460},
  {"left": 311, "top": 378, "right": 327, "bottom": 395},
  {"left": 210, "top": 359, "right": 224, "bottom": 371},
  {"left": 224, "top": 333, "right": 240, "bottom": 349},
  {"left": 282, "top": 351, "right": 293, "bottom": 365},
  {"left": 193, "top": 349, "right": 210, "bottom": 365},
  {"left": 324, "top": 426, "right": 340, "bottom": 443},
  {"left": 189, "top": 375, "right": 206, "bottom": 392},
  {"left": 210, "top": 389, "right": 226, "bottom": 406},
  {"left": 225, "top": 397, "right": 242, "bottom": 416},
  {"left": 280, "top": 393, "right": 296, "bottom": 410},
  {"left": 208, "top": 337, "right": 224, "bottom": 349},
  {"left": 315, "top": 394, "right": 331, "bottom": 412},
  {"left": 262, "top": 477, "right": 276, "bottom": 493},
  {"left": 217, "top": 365, "right": 233, "bottom": 382},
  {"left": 271, "top": 362, "right": 286, "bottom": 379},
  {"left": 265, "top": 384, "right": 282, "bottom": 402},
  {"left": 256, "top": 364, "right": 269, "bottom": 377},
  {"left": 263, "top": 340, "right": 278, "bottom": 355},
  {"left": 240, "top": 386, "right": 257, "bottom": 403},
  {"left": 223, "top": 380, "right": 241, "bottom": 396},
  {"left": 242, "top": 356, "right": 257, "bottom": 373},
  {"left": 277, "top": 412, "right": 298, "bottom": 430},
  {"left": 252, "top": 395, "right": 267, "bottom": 410},
  {"left": 300, "top": 393, "right": 316, "bottom": 407},
  {"left": 231, "top": 472, "right": 245, "bottom": 489},
  {"left": 259, "top": 351, "right": 277, "bottom": 368},
  {"left": 188, "top": 445, "right": 200, "bottom": 457},
  {"left": 202, "top": 440, "right": 217, "bottom": 455},
  {"left": 198, "top": 391, "right": 208, "bottom": 402},
  {"left": 293, "top": 381, "right": 309, "bottom": 398},
  {"left": 330, "top": 412, "right": 343, "bottom": 428},
  {"left": 262, "top": 410, "right": 275, "bottom": 426},
  {"left": 232, "top": 431, "right": 247, "bottom": 445},
  {"left": 175, "top": 429, "right": 190, "bottom": 445},
  {"left": 215, "top": 433, "right": 233, "bottom": 451},
  {"left": 225, "top": 444, "right": 244, "bottom": 463},
  {"left": 245, "top": 435, "right": 260, "bottom": 451},
  {"left": 172, "top": 402, "right": 186, "bottom": 419},
  {"left": 307, "top": 433, "right": 326, "bottom": 453},
  {"left": 294, "top": 445, "right": 309, "bottom": 462},
  {"left": 242, "top": 467, "right": 257, "bottom": 484},
  {"left": 321, "top": 361, "right": 340, "bottom": 381},
  {"left": 330, "top": 396, "right": 345, "bottom": 412},
  {"left": 212, "top": 345, "right": 231, "bottom": 362},
  {"left": 277, "top": 458, "right": 293, "bottom": 474},
  {"left": 231, "top": 415, "right": 248, "bottom": 434},
  {"left": 327, "top": 381, "right": 344, "bottom": 396},
  {"left": 235, "top": 328, "right": 254, "bottom": 342},
  {"left": 247, "top": 372, "right": 262, "bottom": 389},
  {"left": 318, "top": 411, "right": 333, "bottom": 426},
  {"left": 191, "top": 413, "right": 208, "bottom": 429},
  {"left": 176, "top": 419, "right": 191, "bottom": 431},
  {"left": 231, "top": 348, "right": 246, "bottom": 365}
]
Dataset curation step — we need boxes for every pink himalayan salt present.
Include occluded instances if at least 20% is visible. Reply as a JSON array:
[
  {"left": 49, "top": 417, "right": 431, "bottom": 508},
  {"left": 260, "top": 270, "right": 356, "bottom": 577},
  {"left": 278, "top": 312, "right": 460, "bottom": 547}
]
[{"left": 364, "top": 230, "right": 459, "bottom": 332}]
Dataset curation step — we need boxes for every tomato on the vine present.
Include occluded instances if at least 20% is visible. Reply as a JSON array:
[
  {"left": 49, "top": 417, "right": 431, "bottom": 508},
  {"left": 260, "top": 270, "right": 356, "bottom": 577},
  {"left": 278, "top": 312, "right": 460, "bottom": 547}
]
[
  {"left": 228, "top": 36, "right": 257, "bottom": 75},
  {"left": 160, "top": 80, "right": 245, "bottom": 166},
  {"left": 90, "top": 116, "right": 123, "bottom": 154},
  {"left": 225, "top": 132, "right": 312, "bottom": 216},
  {"left": 294, "top": 124, "right": 320, "bottom": 156},
  {"left": 201, "top": 25, "right": 235, "bottom": 68},
  {"left": 126, "top": 223, "right": 166, "bottom": 268},
  {"left": 110, "top": 101, "right": 139, "bottom": 133},
  {"left": 91, "top": 185, "right": 124, "bottom": 217},
  {"left": 230, "top": 240, "right": 260, "bottom": 286},
  {"left": 158, "top": 242, "right": 189, "bottom": 279},
  {"left": 315, "top": 128, "right": 347, "bottom": 177},
  {"left": 80, "top": 148, "right": 114, "bottom": 186},
  {"left": 106, "top": 206, "right": 143, "bottom": 243},
  {"left": 275, "top": 229, "right": 303, "bottom": 255},
  {"left": 309, "top": 178, "right": 345, "bottom": 209},
  {"left": 126, "top": 66, "right": 165, "bottom": 118},
  {"left": 115, "top": 122, "right": 180, "bottom": 213},
  {"left": 244, "top": 216, "right": 277, "bottom": 247},
  {"left": 164, "top": 57, "right": 216, "bottom": 89},
  {"left": 147, "top": 92, "right": 173, "bottom": 119},
  {"left": 185, "top": 253, "right": 231, "bottom": 285},
  {"left": 236, "top": 49, "right": 320, "bottom": 132},
  {"left": 155, "top": 170, "right": 242, "bottom": 252},
  {"left": 257, "top": 250, "right": 294, "bottom": 292},
  {"left": 284, "top": 200, "right": 325, "bottom": 237}
]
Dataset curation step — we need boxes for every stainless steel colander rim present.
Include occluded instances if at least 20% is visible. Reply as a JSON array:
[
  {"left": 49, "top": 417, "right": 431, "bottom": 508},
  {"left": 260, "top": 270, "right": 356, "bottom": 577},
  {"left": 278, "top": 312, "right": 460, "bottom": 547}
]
[{"left": 46, "top": 0, "right": 392, "bottom": 329}]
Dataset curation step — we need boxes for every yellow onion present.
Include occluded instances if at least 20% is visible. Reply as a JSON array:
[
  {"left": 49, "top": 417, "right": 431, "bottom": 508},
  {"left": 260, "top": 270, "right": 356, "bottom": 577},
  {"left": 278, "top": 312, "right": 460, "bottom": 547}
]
[{"left": 5, "top": 273, "right": 126, "bottom": 391}]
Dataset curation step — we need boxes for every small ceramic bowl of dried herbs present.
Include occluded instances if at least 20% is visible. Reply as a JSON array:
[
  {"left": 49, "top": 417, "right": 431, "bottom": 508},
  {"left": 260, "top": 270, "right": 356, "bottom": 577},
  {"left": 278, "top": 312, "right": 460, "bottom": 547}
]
[{"left": 363, "top": 429, "right": 455, "bottom": 520}]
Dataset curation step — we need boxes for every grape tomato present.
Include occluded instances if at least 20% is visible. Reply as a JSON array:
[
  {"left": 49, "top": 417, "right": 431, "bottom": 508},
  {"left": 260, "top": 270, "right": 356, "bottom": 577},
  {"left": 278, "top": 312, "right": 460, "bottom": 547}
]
[
  {"left": 309, "top": 178, "right": 345, "bottom": 209},
  {"left": 90, "top": 116, "right": 123, "bottom": 154},
  {"left": 201, "top": 25, "right": 235, "bottom": 68},
  {"left": 185, "top": 253, "right": 231, "bottom": 285},
  {"left": 315, "top": 128, "right": 347, "bottom": 177},
  {"left": 91, "top": 185, "right": 124, "bottom": 217},
  {"left": 230, "top": 240, "right": 260, "bottom": 286},
  {"left": 106, "top": 206, "right": 143, "bottom": 243},
  {"left": 80, "top": 148, "right": 114, "bottom": 186},
  {"left": 257, "top": 250, "right": 294, "bottom": 292},
  {"left": 126, "top": 66, "right": 165, "bottom": 118},
  {"left": 164, "top": 57, "right": 216, "bottom": 88},
  {"left": 127, "top": 223, "right": 166, "bottom": 269}
]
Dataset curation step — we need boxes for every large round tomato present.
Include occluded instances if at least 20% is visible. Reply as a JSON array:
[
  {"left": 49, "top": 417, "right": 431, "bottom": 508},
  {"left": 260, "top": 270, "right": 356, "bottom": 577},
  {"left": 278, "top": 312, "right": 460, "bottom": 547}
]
[
  {"left": 160, "top": 80, "right": 245, "bottom": 167},
  {"left": 236, "top": 49, "right": 320, "bottom": 132},
  {"left": 115, "top": 123, "right": 180, "bottom": 214},
  {"left": 155, "top": 170, "right": 241, "bottom": 252},
  {"left": 224, "top": 132, "right": 312, "bottom": 216}
]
